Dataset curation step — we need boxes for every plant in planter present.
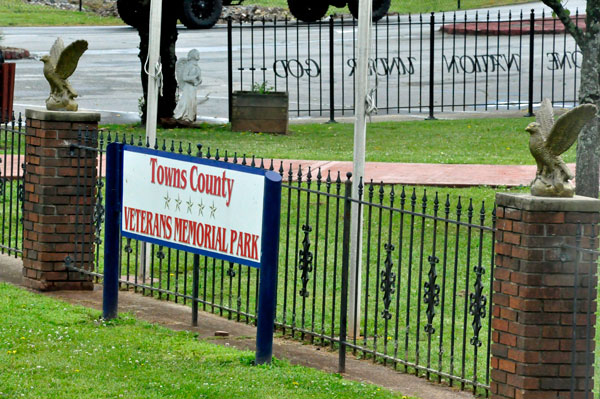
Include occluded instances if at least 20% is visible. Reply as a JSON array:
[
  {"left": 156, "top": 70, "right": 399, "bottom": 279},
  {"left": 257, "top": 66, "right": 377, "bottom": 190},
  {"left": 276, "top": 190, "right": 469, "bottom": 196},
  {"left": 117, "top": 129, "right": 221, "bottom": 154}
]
[{"left": 231, "top": 82, "right": 289, "bottom": 134}]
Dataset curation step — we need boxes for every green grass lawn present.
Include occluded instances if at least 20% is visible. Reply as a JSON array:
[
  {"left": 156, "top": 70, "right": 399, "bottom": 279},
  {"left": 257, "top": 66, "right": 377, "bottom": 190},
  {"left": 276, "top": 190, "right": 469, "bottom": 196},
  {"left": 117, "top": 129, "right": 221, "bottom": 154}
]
[
  {"left": 0, "top": 0, "right": 122, "bottom": 26},
  {"left": 253, "top": 0, "right": 536, "bottom": 15},
  {"left": 0, "top": 282, "right": 414, "bottom": 399},
  {"left": 105, "top": 116, "right": 569, "bottom": 165},
  {"left": 0, "top": 0, "right": 537, "bottom": 28}
]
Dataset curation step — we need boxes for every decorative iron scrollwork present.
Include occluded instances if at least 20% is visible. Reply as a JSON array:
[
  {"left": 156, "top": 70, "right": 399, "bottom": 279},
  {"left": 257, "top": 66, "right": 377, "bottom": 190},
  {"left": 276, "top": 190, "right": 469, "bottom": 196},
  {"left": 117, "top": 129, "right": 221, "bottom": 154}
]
[
  {"left": 156, "top": 245, "right": 165, "bottom": 260},
  {"left": 469, "top": 265, "right": 487, "bottom": 347},
  {"left": 424, "top": 255, "right": 440, "bottom": 334},
  {"left": 93, "top": 179, "right": 105, "bottom": 245},
  {"left": 124, "top": 238, "right": 133, "bottom": 254},
  {"left": 226, "top": 262, "right": 236, "bottom": 278},
  {"left": 298, "top": 224, "right": 313, "bottom": 298},
  {"left": 380, "top": 243, "right": 396, "bottom": 320}
]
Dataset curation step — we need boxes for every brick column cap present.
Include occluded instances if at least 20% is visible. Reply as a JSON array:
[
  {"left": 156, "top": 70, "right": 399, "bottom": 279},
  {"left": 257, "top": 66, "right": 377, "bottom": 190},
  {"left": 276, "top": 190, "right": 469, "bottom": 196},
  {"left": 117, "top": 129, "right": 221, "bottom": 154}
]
[
  {"left": 496, "top": 193, "right": 600, "bottom": 212},
  {"left": 25, "top": 108, "right": 101, "bottom": 123}
]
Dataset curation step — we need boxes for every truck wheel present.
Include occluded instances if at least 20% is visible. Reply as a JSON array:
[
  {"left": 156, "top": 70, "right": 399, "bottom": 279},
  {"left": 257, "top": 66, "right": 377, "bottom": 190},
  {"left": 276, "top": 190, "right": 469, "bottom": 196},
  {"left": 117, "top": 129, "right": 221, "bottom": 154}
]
[
  {"left": 287, "top": 0, "right": 329, "bottom": 22},
  {"left": 116, "top": 0, "right": 143, "bottom": 28},
  {"left": 348, "top": 0, "right": 391, "bottom": 22},
  {"left": 180, "top": 0, "right": 223, "bottom": 29}
]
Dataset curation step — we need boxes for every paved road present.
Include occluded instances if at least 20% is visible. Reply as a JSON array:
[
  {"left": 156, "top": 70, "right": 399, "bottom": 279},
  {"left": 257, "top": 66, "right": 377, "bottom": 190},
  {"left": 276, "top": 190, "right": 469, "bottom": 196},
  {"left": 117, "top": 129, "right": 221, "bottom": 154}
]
[{"left": 1, "top": 0, "right": 587, "bottom": 124}]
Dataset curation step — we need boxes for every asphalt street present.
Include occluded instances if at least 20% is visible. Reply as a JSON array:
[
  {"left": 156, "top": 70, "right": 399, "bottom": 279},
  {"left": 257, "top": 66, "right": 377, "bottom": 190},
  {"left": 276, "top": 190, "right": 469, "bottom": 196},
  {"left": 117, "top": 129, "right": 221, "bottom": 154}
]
[{"left": 1, "top": 0, "right": 587, "bottom": 124}]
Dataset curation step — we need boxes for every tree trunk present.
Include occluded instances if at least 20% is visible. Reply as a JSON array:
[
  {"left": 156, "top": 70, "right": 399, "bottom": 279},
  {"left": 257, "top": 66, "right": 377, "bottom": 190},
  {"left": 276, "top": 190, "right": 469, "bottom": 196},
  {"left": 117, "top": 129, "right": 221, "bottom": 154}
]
[
  {"left": 575, "top": 27, "right": 600, "bottom": 198},
  {"left": 136, "top": 0, "right": 179, "bottom": 124}
]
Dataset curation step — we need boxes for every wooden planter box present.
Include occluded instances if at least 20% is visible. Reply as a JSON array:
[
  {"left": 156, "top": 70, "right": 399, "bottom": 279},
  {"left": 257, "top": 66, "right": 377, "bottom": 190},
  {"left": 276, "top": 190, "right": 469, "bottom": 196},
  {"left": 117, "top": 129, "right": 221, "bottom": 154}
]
[{"left": 231, "top": 91, "right": 288, "bottom": 134}]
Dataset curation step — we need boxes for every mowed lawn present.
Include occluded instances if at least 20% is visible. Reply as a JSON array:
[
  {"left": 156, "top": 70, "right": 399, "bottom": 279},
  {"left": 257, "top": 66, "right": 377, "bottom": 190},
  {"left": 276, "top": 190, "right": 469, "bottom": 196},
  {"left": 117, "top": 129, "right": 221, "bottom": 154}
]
[
  {"left": 105, "top": 116, "right": 560, "bottom": 165},
  {"left": 0, "top": 283, "right": 413, "bottom": 399},
  {"left": 0, "top": 0, "right": 537, "bottom": 27}
]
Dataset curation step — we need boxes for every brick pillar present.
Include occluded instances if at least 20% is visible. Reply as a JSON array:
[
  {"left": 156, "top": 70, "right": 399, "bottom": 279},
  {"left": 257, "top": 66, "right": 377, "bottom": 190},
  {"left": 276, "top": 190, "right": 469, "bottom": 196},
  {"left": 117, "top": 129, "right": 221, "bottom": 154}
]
[
  {"left": 22, "top": 108, "right": 100, "bottom": 291},
  {"left": 492, "top": 193, "right": 600, "bottom": 399}
]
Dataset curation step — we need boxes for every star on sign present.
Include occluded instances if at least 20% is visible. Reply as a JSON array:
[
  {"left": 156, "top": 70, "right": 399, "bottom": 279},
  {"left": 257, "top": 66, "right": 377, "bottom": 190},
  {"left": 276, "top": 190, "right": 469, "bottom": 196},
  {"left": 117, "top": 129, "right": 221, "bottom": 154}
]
[
  {"left": 175, "top": 195, "right": 182, "bottom": 212},
  {"left": 197, "top": 200, "right": 205, "bottom": 216},
  {"left": 186, "top": 197, "right": 194, "bottom": 214},
  {"left": 209, "top": 202, "right": 217, "bottom": 219},
  {"left": 164, "top": 192, "right": 171, "bottom": 209}
]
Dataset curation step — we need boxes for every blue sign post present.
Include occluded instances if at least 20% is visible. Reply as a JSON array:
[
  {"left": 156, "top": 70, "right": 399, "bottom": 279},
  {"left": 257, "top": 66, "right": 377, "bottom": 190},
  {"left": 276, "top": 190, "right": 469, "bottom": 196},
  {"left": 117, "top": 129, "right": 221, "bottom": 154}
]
[{"left": 102, "top": 142, "right": 282, "bottom": 364}]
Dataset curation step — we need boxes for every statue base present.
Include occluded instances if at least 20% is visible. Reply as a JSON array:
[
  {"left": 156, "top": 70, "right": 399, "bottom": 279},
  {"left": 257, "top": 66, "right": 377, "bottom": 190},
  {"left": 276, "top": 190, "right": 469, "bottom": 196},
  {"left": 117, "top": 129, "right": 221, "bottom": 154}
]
[{"left": 530, "top": 176, "right": 574, "bottom": 198}]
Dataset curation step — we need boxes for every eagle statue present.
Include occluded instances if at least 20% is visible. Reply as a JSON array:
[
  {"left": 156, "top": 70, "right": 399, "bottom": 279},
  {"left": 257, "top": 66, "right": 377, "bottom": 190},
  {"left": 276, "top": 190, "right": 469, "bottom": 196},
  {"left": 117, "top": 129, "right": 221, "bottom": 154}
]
[
  {"left": 527, "top": 98, "right": 597, "bottom": 197},
  {"left": 41, "top": 38, "right": 88, "bottom": 112}
]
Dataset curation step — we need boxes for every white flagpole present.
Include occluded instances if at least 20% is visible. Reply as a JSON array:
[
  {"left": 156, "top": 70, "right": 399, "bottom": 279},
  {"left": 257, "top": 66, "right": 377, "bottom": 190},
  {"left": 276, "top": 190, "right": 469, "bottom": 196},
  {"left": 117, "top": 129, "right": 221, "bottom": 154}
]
[
  {"left": 349, "top": 0, "right": 372, "bottom": 338},
  {"left": 140, "top": 0, "right": 163, "bottom": 281}
]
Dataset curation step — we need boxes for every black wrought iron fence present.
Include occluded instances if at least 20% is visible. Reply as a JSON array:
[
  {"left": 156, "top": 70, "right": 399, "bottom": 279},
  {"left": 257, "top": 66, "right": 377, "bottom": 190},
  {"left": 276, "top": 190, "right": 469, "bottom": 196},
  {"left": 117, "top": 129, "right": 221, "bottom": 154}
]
[
  {"left": 65, "top": 131, "right": 496, "bottom": 393},
  {"left": 228, "top": 10, "right": 583, "bottom": 120},
  {"left": 0, "top": 113, "right": 25, "bottom": 257}
]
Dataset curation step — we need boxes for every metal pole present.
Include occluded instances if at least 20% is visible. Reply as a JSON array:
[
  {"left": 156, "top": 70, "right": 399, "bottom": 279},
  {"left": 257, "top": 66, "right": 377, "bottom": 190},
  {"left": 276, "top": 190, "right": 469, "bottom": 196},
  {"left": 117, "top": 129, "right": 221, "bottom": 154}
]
[
  {"left": 526, "top": 9, "right": 535, "bottom": 117},
  {"left": 338, "top": 172, "right": 352, "bottom": 373},
  {"left": 255, "top": 171, "right": 282, "bottom": 365},
  {"left": 348, "top": 0, "right": 372, "bottom": 338},
  {"left": 141, "top": 0, "right": 163, "bottom": 279},
  {"left": 227, "top": 17, "right": 234, "bottom": 123},
  {"left": 427, "top": 12, "right": 436, "bottom": 120},
  {"left": 328, "top": 17, "right": 336, "bottom": 124},
  {"left": 79, "top": 0, "right": 82, "bottom": 12},
  {"left": 192, "top": 254, "right": 199, "bottom": 326},
  {"left": 102, "top": 142, "right": 123, "bottom": 320}
]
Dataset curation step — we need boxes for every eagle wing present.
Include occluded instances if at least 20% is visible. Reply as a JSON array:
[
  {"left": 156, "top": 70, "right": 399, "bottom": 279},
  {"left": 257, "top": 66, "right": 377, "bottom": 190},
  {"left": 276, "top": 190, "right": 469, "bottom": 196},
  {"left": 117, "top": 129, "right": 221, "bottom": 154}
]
[
  {"left": 535, "top": 98, "right": 554, "bottom": 140},
  {"left": 55, "top": 40, "right": 88, "bottom": 80},
  {"left": 49, "top": 37, "right": 64, "bottom": 68},
  {"left": 545, "top": 103, "right": 597, "bottom": 156}
]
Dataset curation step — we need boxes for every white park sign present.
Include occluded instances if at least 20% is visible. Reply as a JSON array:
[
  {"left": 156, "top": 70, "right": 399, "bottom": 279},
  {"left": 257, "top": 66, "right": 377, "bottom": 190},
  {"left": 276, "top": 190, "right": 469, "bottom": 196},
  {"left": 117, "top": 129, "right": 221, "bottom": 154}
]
[{"left": 121, "top": 146, "right": 266, "bottom": 268}]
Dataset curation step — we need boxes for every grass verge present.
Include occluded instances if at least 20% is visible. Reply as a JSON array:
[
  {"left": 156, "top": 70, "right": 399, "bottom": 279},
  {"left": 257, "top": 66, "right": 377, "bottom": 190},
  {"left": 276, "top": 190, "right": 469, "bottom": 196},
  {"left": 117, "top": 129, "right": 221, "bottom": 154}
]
[
  {"left": 104, "top": 116, "right": 574, "bottom": 165},
  {"left": 0, "top": 0, "right": 122, "bottom": 26},
  {"left": 0, "top": 282, "right": 414, "bottom": 399},
  {"left": 251, "top": 0, "right": 537, "bottom": 15},
  {"left": 0, "top": 0, "right": 537, "bottom": 28}
]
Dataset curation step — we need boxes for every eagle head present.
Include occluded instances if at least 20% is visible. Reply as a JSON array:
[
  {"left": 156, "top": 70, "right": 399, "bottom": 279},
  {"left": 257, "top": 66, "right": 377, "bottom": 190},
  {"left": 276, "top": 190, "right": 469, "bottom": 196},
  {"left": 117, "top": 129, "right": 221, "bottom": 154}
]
[
  {"left": 525, "top": 122, "right": 541, "bottom": 135},
  {"left": 40, "top": 55, "right": 50, "bottom": 64}
]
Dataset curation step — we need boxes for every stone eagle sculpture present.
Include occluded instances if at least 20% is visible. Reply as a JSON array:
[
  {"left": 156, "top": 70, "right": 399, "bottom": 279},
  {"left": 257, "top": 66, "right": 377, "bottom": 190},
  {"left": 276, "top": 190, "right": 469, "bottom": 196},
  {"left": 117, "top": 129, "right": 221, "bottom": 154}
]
[
  {"left": 527, "top": 98, "right": 597, "bottom": 197},
  {"left": 41, "top": 38, "right": 88, "bottom": 112}
]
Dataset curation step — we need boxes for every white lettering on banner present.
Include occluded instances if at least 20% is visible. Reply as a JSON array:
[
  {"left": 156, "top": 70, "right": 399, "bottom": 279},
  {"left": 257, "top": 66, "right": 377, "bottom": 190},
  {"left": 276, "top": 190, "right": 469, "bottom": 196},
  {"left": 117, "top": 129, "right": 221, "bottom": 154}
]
[{"left": 121, "top": 147, "right": 265, "bottom": 265}]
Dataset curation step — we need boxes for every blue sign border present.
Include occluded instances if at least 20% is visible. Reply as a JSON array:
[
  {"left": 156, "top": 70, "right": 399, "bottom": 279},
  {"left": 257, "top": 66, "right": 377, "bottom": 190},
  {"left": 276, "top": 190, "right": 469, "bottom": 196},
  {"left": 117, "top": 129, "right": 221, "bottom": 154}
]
[
  {"left": 103, "top": 142, "right": 282, "bottom": 365},
  {"left": 120, "top": 145, "right": 268, "bottom": 269}
]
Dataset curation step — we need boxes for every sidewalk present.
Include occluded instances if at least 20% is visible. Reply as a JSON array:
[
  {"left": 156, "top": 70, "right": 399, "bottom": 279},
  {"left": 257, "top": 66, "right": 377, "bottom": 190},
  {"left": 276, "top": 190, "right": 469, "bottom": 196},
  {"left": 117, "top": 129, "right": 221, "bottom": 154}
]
[
  {"left": 0, "top": 254, "right": 472, "bottom": 399},
  {"left": 1, "top": 152, "right": 538, "bottom": 187}
]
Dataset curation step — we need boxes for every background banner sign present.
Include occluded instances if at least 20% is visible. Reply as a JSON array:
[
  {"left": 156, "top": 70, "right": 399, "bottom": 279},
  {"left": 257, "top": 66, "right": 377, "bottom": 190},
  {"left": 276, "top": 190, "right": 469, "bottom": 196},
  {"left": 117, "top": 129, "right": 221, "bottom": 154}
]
[{"left": 121, "top": 145, "right": 266, "bottom": 268}]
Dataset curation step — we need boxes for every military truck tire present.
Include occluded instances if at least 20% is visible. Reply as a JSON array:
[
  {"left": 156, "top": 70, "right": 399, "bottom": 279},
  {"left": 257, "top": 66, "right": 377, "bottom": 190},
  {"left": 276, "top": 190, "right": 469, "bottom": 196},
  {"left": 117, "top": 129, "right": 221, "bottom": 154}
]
[
  {"left": 116, "top": 0, "right": 143, "bottom": 28},
  {"left": 287, "top": 0, "right": 329, "bottom": 22},
  {"left": 180, "top": 0, "right": 223, "bottom": 29},
  {"left": 348, "top": 0, "right": 391, "bottom": 22}
]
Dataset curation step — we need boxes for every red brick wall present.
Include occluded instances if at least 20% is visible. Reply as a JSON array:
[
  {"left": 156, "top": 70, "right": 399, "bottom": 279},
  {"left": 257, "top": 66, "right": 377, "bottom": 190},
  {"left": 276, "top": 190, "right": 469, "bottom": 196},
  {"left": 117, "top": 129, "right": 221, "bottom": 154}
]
[
  {"left": 492, "top": 194, "right": 599, "bottom": 399},
  {"left": 22, "top": 109, "right": 100, "bottom": 291}
]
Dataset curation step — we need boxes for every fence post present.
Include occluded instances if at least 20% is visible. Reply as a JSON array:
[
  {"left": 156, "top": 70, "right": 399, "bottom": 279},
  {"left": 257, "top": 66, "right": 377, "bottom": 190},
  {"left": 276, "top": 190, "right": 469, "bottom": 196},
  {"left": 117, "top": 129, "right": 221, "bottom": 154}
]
[
  {"left": 426, "top": 12, "right": 436, "bottom": 120},
  {"left": 192, "top": 253, "right": 199, "bottom": 326},
  {"left": 227, "top": 17, "right": 234, "bottom": 123},
  {"left": 491, "top": 193, "right": 600, "bottom": 399},
  {"left": 338, "top": 172, "right": 352, "bottom": 373},
  {"left": 22, "top": 109, "right": 100, "bottom": 291},
  {"left": 328, "top": 17, "right": 336, "bottom": 124},
  {"left": 102, "top": 142, "right": 123, "bottom": 320},
  {"left": 255, "top": 171, "right": 282, "bottom": 365},
  {"left": 526, "top": 9, "right": 535, "bottom": 117}
]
